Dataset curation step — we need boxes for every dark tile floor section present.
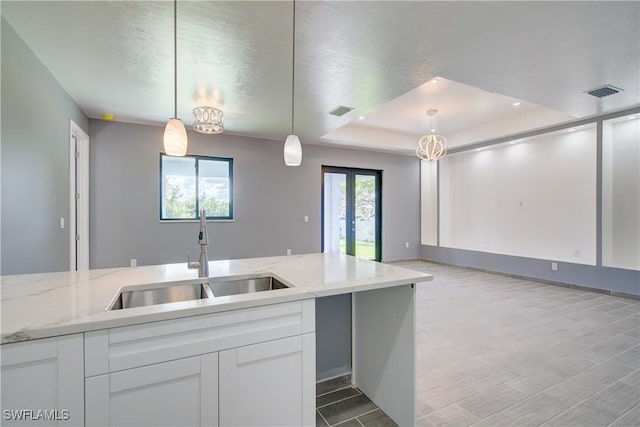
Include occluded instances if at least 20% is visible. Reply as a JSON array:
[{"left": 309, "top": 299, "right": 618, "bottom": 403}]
[
  {"left": 315, "top": 386, "right": 398, "bottom": 427},
  {"left": 317, "top": 374, "right": 353, "bottom": 396}
]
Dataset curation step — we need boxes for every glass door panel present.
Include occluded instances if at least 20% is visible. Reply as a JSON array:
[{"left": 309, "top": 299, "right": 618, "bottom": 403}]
[
  {"left": 323, "top": 172, "right": 347, "bottom": 255},
  {"left": 354, "top": 174, "right": 378, "bottom": 260}
]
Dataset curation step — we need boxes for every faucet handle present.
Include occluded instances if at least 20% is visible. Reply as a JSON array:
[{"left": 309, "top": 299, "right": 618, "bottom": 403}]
[{"left": 187, "top": 251, "right": 200, "bottom": 269}]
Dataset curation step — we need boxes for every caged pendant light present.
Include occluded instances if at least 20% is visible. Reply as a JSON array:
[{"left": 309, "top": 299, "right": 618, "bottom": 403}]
[
  {"left": 284, "top": 0, "right": 302, "bottom": 166},
  {"left": 163, "top": 0, "right": 188, "bottom": 157},
  {"left": 416, "top": 109, "right": 447, "bottom": 161},
  {"left": 192, "top": 106, "right": 224, "bottom": 134}
]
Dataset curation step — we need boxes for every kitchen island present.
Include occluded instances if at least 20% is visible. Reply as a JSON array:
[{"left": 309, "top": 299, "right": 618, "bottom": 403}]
[{"left": 1, "top": 253, "right": 431, "bottom": 426}]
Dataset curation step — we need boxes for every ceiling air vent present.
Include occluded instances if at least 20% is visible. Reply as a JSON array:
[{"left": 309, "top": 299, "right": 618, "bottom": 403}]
[
  {"left": 586, "top": 85, "right": 623, "bottom": 98},
  {"left": 328, "top": 105, "right": 354, "bottom": 117}
]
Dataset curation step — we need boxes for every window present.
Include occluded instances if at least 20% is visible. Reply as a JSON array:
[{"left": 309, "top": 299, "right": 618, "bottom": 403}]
[{"left": 160, "top": 154, "right": 233, "bottom": 220}]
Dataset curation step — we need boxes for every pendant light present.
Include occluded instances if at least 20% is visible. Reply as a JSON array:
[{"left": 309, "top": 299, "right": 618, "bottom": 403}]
[
  {"left": 163, "top": 0, "right": 188, "bottom": 157},
  {"left": 192, "top": 106, "right": 224, "bottom": 134},
  {"left": 284, "top": 0, "right": 302, "bottom": 166},
  {"left": 416, "top": 109, "right": 447, "bottom": 161}
]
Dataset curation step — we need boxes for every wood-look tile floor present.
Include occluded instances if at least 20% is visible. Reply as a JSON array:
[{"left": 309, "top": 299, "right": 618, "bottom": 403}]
[{"left": 396, "top": 261, "right": 640, "bottom": 427}]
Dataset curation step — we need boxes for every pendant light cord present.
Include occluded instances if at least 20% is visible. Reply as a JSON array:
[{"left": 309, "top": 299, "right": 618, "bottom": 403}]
[
  {"left": 174, "top": 0, "right": 178, "bottom": 119},
  {"left": 291, "top": 0, "right": 296, "bottom": 135}
]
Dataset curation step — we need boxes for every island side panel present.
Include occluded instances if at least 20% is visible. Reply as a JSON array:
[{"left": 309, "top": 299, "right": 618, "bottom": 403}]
[{"left": 353, "top": 284, "right": 416, "bottom": 427}]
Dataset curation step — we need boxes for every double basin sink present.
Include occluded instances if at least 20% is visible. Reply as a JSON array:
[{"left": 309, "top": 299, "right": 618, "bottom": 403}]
[{"left": 108, "top": 275, "right": 289, "bottom": 310}]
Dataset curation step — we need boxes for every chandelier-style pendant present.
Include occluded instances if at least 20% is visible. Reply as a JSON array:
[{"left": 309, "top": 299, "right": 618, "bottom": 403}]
[
  {"left": 192, "top": 106, "right": 224, "bottom": 134},
  {"left": 416, "top": 109, "right": 447, "bottom": 161},
  {"left": 417, "top": 134, "right": 447, "bottom": 160}
]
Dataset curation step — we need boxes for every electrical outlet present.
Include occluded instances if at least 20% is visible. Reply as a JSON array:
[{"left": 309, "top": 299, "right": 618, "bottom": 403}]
[
  {"left": 59, "top": 217, "right": 65, "bottom": 229},
  {"left": 286, "top": 249, "right": 292, "bottom": 256},
  {"left": 130, "top": 258, "right": 137, "bottom": 267},
  {"left": 551, "top": 262, "right": 558, "bottom": 271},
  {"left": 304, "top": 215, "right": 309, "bottom": 223}
]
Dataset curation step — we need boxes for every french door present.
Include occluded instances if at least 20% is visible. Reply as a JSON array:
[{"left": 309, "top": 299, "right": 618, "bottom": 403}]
[{"left": 322, "top": 166, "right": 382, "bottom": 261}]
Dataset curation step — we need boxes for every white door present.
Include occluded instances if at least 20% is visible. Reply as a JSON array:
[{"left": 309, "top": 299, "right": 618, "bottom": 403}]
[
  {"left": 69, "top": 119, "right": 89, "bottom": 271},
  {"left": 85, "top": 353, "right": 218, "bottom": 427},
  {"left": 219, "top": 334, "right": 315, "bottom": 427}
]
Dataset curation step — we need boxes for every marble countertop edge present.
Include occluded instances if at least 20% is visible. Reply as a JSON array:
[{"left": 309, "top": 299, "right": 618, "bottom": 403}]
[{"left": 1, "top": 253, "right": 432, "bottom": 344}]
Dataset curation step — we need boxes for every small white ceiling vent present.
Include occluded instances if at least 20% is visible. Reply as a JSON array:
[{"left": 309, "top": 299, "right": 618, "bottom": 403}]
[
  {"left": 328, "top": 105, "right": 354, "bottom": 117},
  {"left": 586, "top": 85, "right": 623, "bottom": 98}
]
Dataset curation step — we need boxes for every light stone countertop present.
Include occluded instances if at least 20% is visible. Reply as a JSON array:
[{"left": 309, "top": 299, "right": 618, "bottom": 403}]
[{"left": 1, "top": 253, "right": 432, "bottom": 344}]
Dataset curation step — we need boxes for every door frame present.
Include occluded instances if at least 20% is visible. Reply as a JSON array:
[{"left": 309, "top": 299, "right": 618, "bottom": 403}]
[
  {"left": 321, "top": 166, "right": 382, "bottom": 261},
  {"left": 69, "top": 119, "right": 90, "bottom": 271}
]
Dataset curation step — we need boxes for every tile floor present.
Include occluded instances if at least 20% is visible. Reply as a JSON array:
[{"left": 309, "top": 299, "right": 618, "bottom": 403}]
[
  {"left": 316, "top": 386, "right": 398, "bottom": 427},
  {"left": 396, "top": 261, "right": 640, "bottom": 427}
]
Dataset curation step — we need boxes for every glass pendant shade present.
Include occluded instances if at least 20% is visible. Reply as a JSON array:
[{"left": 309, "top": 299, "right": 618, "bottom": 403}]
[
  {"left": 284, "top": 134, "right": 302, "bottom": 166},
  {"left": 164, "top": 118, "right": 188, "bottom": 157},
  {"left": 284, "top": 0, "right": 302, "bottom": 167}
]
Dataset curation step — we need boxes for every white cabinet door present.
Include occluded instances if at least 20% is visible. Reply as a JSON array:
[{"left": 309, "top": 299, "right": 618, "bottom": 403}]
[
  {"left": 1, "top": 334, "right": 84, "bottom": 427},
  {"left": 219, "top": 333, "right": 315, "bottom": 427},
  {"left": 85, "top": 353, "right": 218, "bottom": 427}
]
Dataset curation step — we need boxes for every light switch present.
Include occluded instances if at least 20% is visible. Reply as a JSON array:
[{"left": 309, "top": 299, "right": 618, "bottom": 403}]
[
  {"left": 304, "top": 216, "right": 309, "bottom": 223},
  {"left": 59, "top": 217, "right": 65, "bottom": 229}
]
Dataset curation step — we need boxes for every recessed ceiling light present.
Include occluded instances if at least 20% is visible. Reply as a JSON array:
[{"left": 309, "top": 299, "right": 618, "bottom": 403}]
[
  {"left": 512, "top": 102, "right": 521, "bottom": 107},
  {"left": 429, "top": 78, "right": 438, "bottom": 84},
  {"left": 358, "top": 116, "right": 365, "bottom": 120},
  {"left": 430, "top": 128, "right": 436, "bottom": 133}
]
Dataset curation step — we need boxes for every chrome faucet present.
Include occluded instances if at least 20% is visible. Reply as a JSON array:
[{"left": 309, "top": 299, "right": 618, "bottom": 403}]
[
  {"left": 197, "top": 209, "right": 209, "bottom": 278},
  {"left": 187, "top": 209, "right": 209, "bottom": 278}
]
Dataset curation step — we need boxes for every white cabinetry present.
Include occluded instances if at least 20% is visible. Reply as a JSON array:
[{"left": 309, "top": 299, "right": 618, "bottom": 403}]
[
  {"left": 0, "top": 334, "right": 84, "bottom": 427},
  {"left": 84, "top": 299, "right": 315, "bottom": 427},
  {"left": 219, "top": 334, "right": 315, "bottom": 427},
  {"left": 85, "top": 353, "right": 218, "bottom": 426}
]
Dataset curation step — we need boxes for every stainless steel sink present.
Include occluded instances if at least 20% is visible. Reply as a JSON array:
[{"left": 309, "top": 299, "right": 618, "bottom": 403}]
[
  {"left": 209, "top": 275, "right": 289, "bottom": 297},
  {"left": 107, "top": 275, "right": 289, "bottom": 311},
  {"left": 109, "top": 282, "right": 214, "bottom": 310}
]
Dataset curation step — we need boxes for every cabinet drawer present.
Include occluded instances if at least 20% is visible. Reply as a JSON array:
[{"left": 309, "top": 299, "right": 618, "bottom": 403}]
[{"left": 85, "top": 299, "right": 314, "bottom": 376}]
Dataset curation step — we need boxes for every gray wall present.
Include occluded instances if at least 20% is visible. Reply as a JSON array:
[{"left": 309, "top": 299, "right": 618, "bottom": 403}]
[
  {"left": 89, "top": 120, "right": 420, "bottom": 267},
  {"left": 1, "top": 19, "right": 89, "bottom": 275},
  {"left": 420, "top": 245, "right": 640, "bottom": 296},
  {"left": 89, "top": 119, "right": 420, "bottom": 380},
  {"left": 316, "top": 295, "right": 352, "bottom": 381}
]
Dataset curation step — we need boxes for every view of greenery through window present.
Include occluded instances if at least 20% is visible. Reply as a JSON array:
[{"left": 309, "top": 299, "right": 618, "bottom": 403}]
[
  {"left": 336, "top": 175, "right": 377, "bottom": 259},
  {"left": 161, "top": 155, "right": 232, "bottom": 220}
]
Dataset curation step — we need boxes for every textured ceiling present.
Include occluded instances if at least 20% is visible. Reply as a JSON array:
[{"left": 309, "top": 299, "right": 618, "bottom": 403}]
[{"left": 2, "top": 1, "right": 639, "bottom": 151}]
